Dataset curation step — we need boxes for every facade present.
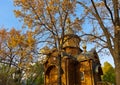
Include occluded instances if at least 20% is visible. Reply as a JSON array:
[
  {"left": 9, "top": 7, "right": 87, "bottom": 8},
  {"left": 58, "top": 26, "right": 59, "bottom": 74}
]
[{"left": 43, "top": 33, "right": 103, "bottom": 85}]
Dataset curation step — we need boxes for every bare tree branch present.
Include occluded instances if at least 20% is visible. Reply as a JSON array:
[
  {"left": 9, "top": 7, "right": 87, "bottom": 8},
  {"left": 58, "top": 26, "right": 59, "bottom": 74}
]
[
  {"left": 77, "top": 1, "right": 114, "bottom": 55},
  {"left": 103, "top": 0, "right": 115, "bottom": 25},
  {"left": 80, "top": 33, "right": 107, "bottom": 43}
]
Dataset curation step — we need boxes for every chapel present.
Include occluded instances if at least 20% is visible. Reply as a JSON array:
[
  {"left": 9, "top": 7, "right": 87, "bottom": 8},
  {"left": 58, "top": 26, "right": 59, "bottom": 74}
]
[{"left": 43, "top": 28, "right": 103, "bottom": 85}]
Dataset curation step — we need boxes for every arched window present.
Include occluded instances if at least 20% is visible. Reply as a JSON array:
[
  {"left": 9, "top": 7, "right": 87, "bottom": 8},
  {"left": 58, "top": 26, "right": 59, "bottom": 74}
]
[{"left": 80, "top": 71, "right": 85, "bottom": 81}]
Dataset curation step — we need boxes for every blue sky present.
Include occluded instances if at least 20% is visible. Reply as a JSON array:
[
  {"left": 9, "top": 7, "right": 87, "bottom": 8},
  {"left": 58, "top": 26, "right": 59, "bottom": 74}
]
[
  {"left": 0, "top": 0, "right": 22, "bottom": 30},
  {"left": 0, "top": 0, "right": 115, "bottom": 67}
]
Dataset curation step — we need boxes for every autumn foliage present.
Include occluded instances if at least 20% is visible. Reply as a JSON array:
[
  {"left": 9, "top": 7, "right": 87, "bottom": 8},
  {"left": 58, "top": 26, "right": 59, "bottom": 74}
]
[
  {"left": 0, "top": 28, "right": 36, "bottom": 69},
  {"left": 13, "top": 0, "right": 120, "bottom": 85}
]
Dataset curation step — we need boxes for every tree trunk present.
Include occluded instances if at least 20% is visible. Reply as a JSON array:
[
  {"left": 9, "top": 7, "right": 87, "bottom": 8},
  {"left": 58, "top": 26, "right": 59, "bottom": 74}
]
[
  {"left": 113, "top": 28, "right": 120, "bottom": 85},
  {"left": 115, "top": 65, "right": 120, "bottom": 85},
  {"left": 58, "top": 54, "right": 62, "bottom": 85},
  {"left": 114, "top": 56, "right": 120, "bottom": 85},
  {"left": 113, "top": 0, "right": 120, "bottom": 84}
]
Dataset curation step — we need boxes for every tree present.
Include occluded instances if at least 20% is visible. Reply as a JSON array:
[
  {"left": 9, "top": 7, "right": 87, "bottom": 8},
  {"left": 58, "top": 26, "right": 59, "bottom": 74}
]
[
  {"left": 0, "top": 64, "right": 19, "bottom": 85},
  {"left": 24, "top": 62, "right": 44, "bottom": 85},
  {"left": 0, "top": 28, "right": 36, "bottom": 84},
  {"left": 14, "top": 0, "right": 81, "bottom": 85},
  {"left": 13, "top": 0, "right": 120, "bottom": 84},
  {"left": 102, "top": 62, "right": 115, "bottom": 84},
  {"left": 75, "top": 0, "right": 120, "bottom": 84}
]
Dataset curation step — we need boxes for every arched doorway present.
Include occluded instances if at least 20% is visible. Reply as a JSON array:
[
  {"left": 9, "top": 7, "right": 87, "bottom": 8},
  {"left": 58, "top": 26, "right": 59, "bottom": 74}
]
[{"left": 45, "top": 65, "right": 58, "bottom": 85}]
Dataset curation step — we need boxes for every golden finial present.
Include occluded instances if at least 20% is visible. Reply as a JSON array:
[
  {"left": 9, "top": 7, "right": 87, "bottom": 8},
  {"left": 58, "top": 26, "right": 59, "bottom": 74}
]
[
  {"left": 66, "top": 18, "right": 71, "bottom": 24},
  {"left": 65, "top": 18, "right": 74, "bottom": 34},
  {"left": 82, "top": 43, "right": 87, "bottom": 52}
]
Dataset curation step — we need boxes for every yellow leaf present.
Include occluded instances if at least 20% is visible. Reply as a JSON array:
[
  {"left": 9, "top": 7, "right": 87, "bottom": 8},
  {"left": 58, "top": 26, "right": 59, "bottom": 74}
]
[
  {"left": 21, "top": 0, "right": 26, "bottom": 3},
  {"left": 14, "top": 10, "right": 22, "bottom": 17}
]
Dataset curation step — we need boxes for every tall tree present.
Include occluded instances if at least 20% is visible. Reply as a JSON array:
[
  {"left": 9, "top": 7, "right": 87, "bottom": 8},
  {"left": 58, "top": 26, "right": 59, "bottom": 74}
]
[
  {"left": 14, "top": 0, "right": 81, "bottom": 85},
  {"left": 102, "top": 62, "right": 115, "bottom": 84},
  {"left": 76, "top": 0, "right": 120, "bottom": 85},
  {"left": 0, "top": 28, "right": 36, "bottom": 84}
]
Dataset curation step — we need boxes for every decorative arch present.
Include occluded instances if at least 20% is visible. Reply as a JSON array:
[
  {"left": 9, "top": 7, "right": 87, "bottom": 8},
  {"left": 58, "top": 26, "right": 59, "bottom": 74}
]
[
  {"left": 45, "top": 65, "right": 57, "bottom": 85},
  {"left": 45, "top": 65, "right": 64, "bottom": 85},
  {"left": 45, "top": 65, "right": 57, "bottom": 76}
]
